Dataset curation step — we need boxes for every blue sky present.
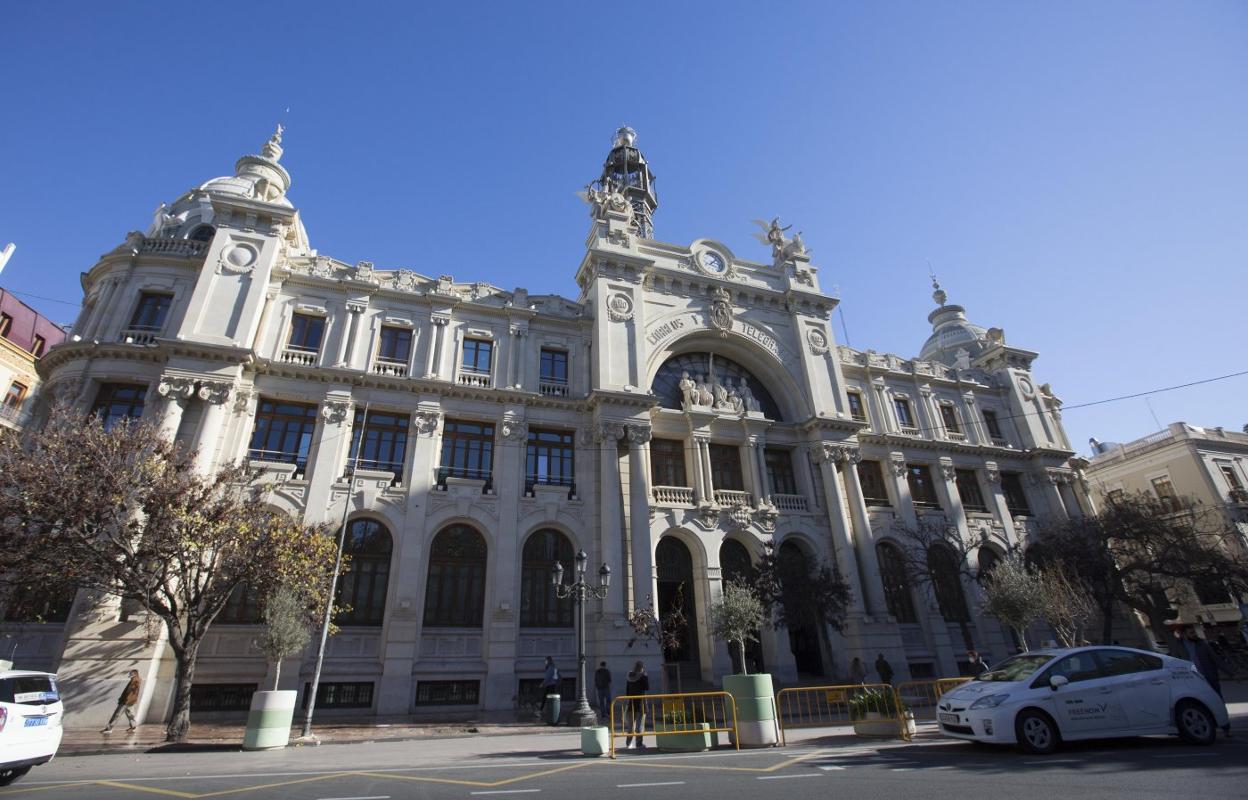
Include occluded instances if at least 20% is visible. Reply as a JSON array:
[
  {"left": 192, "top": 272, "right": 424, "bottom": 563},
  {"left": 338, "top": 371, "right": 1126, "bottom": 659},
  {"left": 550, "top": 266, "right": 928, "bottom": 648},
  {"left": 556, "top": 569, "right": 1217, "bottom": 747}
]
[{"left": 2, "top": 1, "right": 1245, "bottom": 454}]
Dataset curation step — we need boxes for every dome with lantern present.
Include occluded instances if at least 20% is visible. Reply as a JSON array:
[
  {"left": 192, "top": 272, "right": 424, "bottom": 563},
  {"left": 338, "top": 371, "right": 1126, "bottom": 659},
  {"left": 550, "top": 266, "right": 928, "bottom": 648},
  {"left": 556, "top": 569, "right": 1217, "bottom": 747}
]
[{"left": 918, "top": 279, "right": 991, "bottom": 366}]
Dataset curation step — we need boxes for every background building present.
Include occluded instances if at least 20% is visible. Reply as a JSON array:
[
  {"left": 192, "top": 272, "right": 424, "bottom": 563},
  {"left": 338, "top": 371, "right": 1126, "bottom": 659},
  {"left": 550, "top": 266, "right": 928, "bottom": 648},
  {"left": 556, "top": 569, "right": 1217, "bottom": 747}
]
[
  {"left": 9, "top": 127, "right": 1087, "bottom": 726},
  {"left": 1086, "top": 422, "right": 1248, "bottom": 641},
  {"left": 0, "top": 286, "right": 65, "bottom": 430}
]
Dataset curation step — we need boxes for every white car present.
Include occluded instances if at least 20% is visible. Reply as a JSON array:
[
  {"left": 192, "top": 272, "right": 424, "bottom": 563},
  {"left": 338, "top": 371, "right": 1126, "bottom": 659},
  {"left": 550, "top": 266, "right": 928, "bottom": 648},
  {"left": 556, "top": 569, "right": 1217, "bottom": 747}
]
[
  {"left": 0, "top": 671, "right": 64, "bottom": 785},
  {"left": 936, "top": 646, "right": 1229, "bottom": 754}
]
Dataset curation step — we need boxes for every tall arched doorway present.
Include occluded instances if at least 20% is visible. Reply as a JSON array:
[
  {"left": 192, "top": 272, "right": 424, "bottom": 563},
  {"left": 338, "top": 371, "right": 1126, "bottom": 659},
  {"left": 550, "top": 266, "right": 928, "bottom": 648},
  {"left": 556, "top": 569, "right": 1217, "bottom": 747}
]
[
  {"left": 720, "top": 539, "right": 764, "bottom": 674},
  {"left": 656, "top": 537, "right": 699, "bottom": 683},
  {"left": 779, "top": 540, "right": 825, "bottom": 677}
]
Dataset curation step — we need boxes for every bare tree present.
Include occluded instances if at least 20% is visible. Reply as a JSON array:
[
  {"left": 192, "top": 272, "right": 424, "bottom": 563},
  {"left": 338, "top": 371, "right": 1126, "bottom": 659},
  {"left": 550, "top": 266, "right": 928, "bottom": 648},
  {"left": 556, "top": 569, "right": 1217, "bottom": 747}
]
[
  {"left": 1036, "top": 564, "right": 1097, "bottom": 647},
  {"left": 1031, "top": 492, "right": 1248, "bottom": 644},
  {"left": 0, "top": 406, "right": 339, "bottom": 742},
  {"left": 979, "top": 552, "right": 1044, "bottom": 651},
  {"left": 890, "top": 521, "right": 978, "bottom": 650},
  {"left": 754, "top": 539, "right": 852, "bottom": 634}
]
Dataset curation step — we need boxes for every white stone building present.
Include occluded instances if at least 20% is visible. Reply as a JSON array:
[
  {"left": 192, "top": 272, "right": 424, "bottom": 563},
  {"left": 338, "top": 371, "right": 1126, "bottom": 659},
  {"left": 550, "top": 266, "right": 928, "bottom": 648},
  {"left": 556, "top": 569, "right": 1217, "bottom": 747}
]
[{"left": 18, "top": 127, "right": 1089, "bottom": 725}]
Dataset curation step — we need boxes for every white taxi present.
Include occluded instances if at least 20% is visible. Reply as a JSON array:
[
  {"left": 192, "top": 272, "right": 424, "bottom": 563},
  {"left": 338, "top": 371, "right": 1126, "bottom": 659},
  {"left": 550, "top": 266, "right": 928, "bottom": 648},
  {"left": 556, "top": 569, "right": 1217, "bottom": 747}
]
[
  {"left": 0, "top": 671, "right": 64, "bottom": 785},
  {"left": 936, "top": 646, "right": 1229, "bottom": 754}
]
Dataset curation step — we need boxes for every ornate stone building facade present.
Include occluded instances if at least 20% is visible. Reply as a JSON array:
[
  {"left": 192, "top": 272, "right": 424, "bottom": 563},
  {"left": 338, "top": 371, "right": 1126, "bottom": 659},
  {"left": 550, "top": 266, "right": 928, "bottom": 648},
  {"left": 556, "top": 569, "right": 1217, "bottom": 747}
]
[{"left": 22, "top": 127, "right": 1089, "bottom": 725}]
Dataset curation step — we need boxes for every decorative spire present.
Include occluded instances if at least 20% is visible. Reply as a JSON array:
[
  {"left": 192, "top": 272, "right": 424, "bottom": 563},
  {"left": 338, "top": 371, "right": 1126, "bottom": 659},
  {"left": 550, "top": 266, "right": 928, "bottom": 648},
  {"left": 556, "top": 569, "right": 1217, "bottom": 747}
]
[
  {"left": 931, "top": 275, "right": 947, "bottom": 307},
  {"left": 261, "top": 123, "right": 284, "bottom": 162},
  {"left": 593, "top": 125, "right": 657, "bottom": 239}
]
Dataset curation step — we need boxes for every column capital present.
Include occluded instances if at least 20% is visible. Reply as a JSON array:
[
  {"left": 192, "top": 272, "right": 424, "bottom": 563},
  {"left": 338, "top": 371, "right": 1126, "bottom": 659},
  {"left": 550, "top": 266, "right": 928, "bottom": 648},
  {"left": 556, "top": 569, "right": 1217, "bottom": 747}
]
[
  {"left": 808, "top": 442, "right": 860, "bottom": 464},
  {"left": 624, "top": 424, "right": 652, "bottom": 445},
  {"left": 157, "top": 376, "right": 196, "bottom": 400},
  {"left": 509, "top": 324, "right": 528, "bottom": 337},
  {"left": 197, "top": 380, "right": 234, "bottom": 405},
  {"left": 232, "top": 388, "right": 254, "bottom": 415},
  {"left": 594, "top": 420, "right": 626, "bottom": 443},
  {"left": 888, "top": 453, "right": 908, "bottom": 477},
  {"left": 983, "top": 461, "right": 1001, "bottom": 483},
  {"left": 430, "top": 314, "right": 451, "bottom": 327},
  {"left": 500, "top": 418, "right": 528, "bottom": 442},
  {"left": 412, "top": 410, "right": 441, "bottom": 436},
  {"left": 938, "top": 456, "right": 956, "bottom": 482},
  {"left": 344, "top": 301, "right": 367, "bottom": 315},
  {"left": 321, "top": 399, "right": 353, "bottom": 425}
]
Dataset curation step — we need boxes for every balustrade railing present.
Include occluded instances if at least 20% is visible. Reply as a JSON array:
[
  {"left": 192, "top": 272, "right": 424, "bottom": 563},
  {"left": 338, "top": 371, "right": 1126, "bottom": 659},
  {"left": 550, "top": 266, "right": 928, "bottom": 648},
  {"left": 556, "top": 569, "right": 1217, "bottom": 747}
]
[
  {"left": 652, "top": 485, "right": 694, "bottom": 505},
  {"left": 279, "top": 347, "right": 319, "bottom": 366},
  {"left": 458, "top": 371, "right": 491, "bottom": 388},
  {"left": 990, "top": 437, "right": 1011, "bottom": 448},
  {"left": 946, "top": 431, "right": 967, "bottom": 441},
  {"left": 120, "top": 328, "right": 160, "bottom": 346},
  {"left": 539, "top": 380, "right": 569, "bottom": 397},
  {"left": 138, "top": 237, "right": 210, "bottom": 258},
  {"left": 772, "top": 493, "right": 808, "bottom": 512},
  {"left": 900, "top": 425, "right": 921, "bottom": 436},
  {"left": 372, "top": 359, "right": 408, "bottom": 377},
  {"left": 713, "top": 489, "right": 752, "bottom": 507}
]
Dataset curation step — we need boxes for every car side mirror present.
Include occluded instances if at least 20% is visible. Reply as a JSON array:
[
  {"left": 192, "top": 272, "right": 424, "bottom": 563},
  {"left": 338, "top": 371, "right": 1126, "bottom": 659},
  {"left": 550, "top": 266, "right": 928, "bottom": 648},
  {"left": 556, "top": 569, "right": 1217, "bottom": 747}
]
[{"left": 1049, "top": 675, "right": 1069, "bottom": 691}]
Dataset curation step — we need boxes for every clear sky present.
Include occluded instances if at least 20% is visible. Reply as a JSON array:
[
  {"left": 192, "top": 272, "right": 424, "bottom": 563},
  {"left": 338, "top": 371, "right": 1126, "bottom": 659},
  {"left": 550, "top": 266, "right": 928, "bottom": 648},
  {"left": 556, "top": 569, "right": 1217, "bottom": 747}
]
[{"left": 2, "top": 1, "right": 1245, "bottom": 454}]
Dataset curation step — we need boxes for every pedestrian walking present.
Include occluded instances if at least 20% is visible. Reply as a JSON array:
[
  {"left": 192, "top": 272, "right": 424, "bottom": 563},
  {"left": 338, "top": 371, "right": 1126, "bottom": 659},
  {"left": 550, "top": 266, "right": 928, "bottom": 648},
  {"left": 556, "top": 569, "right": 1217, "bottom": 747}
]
[
  {"left": 100, "top": 669, "right": 141, "bottom": 734},
  {"left": 848, "top": 656, "right": 867, "bottom": 684},
  {"left": 874, "top": 653, "right": 894, "bottom": 685},
  {"left": 594, "top": 661, "right": 613, "bottom": 719},
  {"left": 624, "top": 661, "right": 649, "bottom": 750},
  {"left": 537, "top": 656, "right": 560, "bottom": 714},
  {"left": 967, "top": 650, "right": 989, "bottom": 676},
  {"left": 1173, "top": 626, "right": 1223, "bottom": 697}
]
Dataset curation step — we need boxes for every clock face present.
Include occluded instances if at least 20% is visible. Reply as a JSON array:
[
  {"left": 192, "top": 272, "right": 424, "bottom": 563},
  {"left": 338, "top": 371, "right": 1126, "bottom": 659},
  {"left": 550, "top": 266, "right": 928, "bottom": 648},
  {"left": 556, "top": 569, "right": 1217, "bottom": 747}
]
[{"left": 701, "top": 251, "right": 726, "bottom": 273}]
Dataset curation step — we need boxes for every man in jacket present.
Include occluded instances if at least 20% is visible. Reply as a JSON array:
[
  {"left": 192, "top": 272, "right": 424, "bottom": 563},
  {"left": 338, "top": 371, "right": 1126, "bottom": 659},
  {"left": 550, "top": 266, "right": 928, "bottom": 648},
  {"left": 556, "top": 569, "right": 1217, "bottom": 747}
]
[
  {"left": 538, "top": 656, "right": 560, "bottom": 714},
  {"left": 624, "top": 661, "right": 649, "bottom": 750},
  {"left": 874, "top": 653, "right": 894, "bottom": 685},
  {"left": 1173, "top": 626, "right": 1223, "bottom": 697},
  {"left": 594, "top": 661, "right": 612, "bottom": 720},
  {"left": 101, "top": 669, "right": 141, "bottom": 734}
]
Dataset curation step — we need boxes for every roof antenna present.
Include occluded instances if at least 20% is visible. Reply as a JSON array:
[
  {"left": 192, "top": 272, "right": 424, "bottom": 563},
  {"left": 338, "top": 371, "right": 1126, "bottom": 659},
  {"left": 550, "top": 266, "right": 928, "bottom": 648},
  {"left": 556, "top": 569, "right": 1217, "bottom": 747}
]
[{"left": 928, "top": 259, "right": 946, "bottom": 306}]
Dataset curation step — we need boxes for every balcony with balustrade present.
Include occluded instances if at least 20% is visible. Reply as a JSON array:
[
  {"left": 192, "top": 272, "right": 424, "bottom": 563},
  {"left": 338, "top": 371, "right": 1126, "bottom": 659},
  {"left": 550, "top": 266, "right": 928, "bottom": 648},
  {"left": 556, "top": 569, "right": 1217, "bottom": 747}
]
[
  {"left": 279, "top": 346, "right": 319, "bottom": 367},
  {"left": 539, "top": 379, "right": 569, "bottom": 398},
  {"left": 713, "top": 489, "right": 752, "bottom": 508},
  {"left": 458, "top": 370, "right": 491, "bottom": 388},
  {"left": 372, "top": 357, "right": 408, "bottom": 378},
  {"left": 652, "top": 485, "right": 695, "bottom": 506},
  {"left": 771, "top": 493, "right": 808, "bottom": 513}
]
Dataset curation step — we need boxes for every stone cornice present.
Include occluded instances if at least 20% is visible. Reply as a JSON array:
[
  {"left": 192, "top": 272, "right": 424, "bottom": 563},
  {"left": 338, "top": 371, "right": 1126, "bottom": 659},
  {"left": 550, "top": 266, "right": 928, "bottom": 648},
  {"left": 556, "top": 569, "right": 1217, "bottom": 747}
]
[{"left": 857, "top": 430, "right": 1040, "bottom": 459}]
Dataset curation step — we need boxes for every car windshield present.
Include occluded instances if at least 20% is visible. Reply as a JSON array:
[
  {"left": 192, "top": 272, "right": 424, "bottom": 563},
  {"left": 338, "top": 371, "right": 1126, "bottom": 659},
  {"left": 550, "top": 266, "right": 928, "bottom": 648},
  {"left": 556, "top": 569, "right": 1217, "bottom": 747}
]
[{"left": 975, "top": 654, "right": 1053, "bottom": 682}]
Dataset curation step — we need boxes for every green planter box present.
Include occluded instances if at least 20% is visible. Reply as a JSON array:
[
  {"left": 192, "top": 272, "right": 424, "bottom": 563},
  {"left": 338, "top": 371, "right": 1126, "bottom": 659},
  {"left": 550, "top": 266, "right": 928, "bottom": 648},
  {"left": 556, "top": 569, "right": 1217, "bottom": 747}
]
[
  {"left": 657, "top": 722, "right": 715, "bottom": 752},
  {"left": 721, "top": 673, "right": 777, "bottom": 747}
]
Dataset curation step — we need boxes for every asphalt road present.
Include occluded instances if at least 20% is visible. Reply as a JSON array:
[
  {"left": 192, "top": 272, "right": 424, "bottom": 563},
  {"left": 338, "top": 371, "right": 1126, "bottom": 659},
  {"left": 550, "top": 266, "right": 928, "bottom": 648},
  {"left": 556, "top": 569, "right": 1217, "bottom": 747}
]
[{"left": 9, "top": 728, "right": 1248, "bottom": 800}]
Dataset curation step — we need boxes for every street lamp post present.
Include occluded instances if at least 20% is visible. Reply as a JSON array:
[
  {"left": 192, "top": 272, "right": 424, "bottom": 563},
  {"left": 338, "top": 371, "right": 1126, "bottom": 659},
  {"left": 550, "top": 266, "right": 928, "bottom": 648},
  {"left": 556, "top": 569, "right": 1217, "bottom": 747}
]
[{"left": 552, "top": 549, "right": 610, "bottom": 729}]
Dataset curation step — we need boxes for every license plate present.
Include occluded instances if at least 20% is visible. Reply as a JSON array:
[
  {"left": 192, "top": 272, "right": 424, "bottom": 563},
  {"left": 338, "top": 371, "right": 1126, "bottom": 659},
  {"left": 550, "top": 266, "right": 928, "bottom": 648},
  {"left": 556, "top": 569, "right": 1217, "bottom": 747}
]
[
  {"left": 24, "top": 717, "right": 48, "bottom": 727},
  {"left": 939, "top": 712, "right": 960, "bottom": 725}
]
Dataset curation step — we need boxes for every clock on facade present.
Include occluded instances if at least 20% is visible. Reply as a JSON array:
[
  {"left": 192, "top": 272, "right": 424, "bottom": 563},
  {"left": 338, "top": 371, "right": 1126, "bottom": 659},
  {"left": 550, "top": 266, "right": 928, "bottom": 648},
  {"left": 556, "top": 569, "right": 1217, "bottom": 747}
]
[{"left": 700, "top": 250, "right": 726, "bottom": 274}]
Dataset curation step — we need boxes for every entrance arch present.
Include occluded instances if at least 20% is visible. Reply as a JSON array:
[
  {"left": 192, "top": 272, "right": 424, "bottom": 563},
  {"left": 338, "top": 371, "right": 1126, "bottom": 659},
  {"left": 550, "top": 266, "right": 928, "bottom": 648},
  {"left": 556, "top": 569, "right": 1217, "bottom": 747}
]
[
  {"left": 720, "top": 538, "right": 764, "bottom": 674},
  {"left": 778, "top": 539, "right": 825, "bottom": 677},
  {"left": 656, "top": 537, "right": 700, "bottom": 683}
]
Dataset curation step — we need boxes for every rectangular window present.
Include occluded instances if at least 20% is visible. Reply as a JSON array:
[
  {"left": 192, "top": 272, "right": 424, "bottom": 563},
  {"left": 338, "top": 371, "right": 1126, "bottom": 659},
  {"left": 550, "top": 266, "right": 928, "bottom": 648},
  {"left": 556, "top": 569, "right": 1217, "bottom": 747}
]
[
  {"left": 3, "top": 381, "right": 26, "bottom": 408},
  {"left": 349, "top": 409, "right": 409, "bottom": 475},
  {"left": 857, "top": 460, "right": 891, "bottom": 506},
  {"left": 907, "top": 464, "right": 940, "bottom": 508},
  {"left": 461, "top": 338, "right": 493, "bottom": 374},
  {"left": 539, "top": 349, "right": 568, "bottom": 384},
  {"left": 438, "top": 419, "right": 495, "bottom": 483},
  {"left": 1151, "top": 476, "right": 1179, "bottom": 511},
  {"left": 301, "top": 681, "right": 374, "bottom": 710},
  {"left": 415, "top": 680, "right": 480, "bottom": 706},
  {"left": 894, "top": 397, "right": 916, "bottom": 432},
  {"left": 526, "top": 428, "right": 575, "bottom": 491},
  {"left": 1221, "top": 464, "right": 1243, "bottom": 490},
  {"left": 1001, "top": 472, "right": 1031, "bottom": 515},
  {"left": 247, "top": 399, "right": 319, "bottom": 471},
  {"left": 955, "top": 468, "right": 987, "bottom": 512},
  {"left": 128, "top": 293, "right": 173, "bottom": 332},
  {"left": 377, "top": 326, "right": 412, "bottom": 363},
  {"left": 846, "top": 391, "right": 867, "bottom": 422},
  {"left": 765, "top": 448, "right": 798, "bottom": 495},
  {"left": 287, "top": 313, "right": 326, "bottom": 353},
  {"left": 939, "top": 404, "right": 961, "bottom": 434},
  {"left": 30, "top": 335, "right": 46, "bottom": 358},
  {"left": 91, "top": 383, "right": 146, "bottom": 431},
  {"left": 982, "top": 409, "right": 1004, "bottom": 440},
  {"left": 709, "top": 444, "right": 745, "bottom": 492},
  {"left": 650, "top": 438, "right": 688, "bottom": 487},
  {"left": 190, "top": 683, "right": 257, "bottom": 713},
  {"left": 1106, "top": 488, "right": 1125, "bottom": 505},
  {"left": 0, "top": 313, "right": 11, "bottom": 338}
]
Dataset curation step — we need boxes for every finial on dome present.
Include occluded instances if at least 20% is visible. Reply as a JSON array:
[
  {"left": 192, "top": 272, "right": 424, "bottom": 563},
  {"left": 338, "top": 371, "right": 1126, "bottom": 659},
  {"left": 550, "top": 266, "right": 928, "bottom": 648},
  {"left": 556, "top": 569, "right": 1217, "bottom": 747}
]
[
  {"left": 931, "top": 274, "right": 947, "bottom": 307},
  {"left": 261, "top": 124, "right": 284, "bottom": 162},
  {"left": 613, "top": 125, "right": 637, "bottom": 148}
]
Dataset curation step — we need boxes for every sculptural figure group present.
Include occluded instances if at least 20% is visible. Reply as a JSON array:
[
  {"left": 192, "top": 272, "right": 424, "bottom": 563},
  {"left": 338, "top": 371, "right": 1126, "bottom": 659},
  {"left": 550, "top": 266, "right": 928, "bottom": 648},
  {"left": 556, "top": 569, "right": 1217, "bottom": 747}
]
[{"left": 678, "top": 371, "right": 761, "bottom": 414}]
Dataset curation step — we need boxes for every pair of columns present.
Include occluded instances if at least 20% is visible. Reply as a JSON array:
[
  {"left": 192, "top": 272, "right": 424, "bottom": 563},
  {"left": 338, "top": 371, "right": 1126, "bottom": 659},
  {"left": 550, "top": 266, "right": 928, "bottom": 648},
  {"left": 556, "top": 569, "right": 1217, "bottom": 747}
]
[
  {"left": 686, "top": 436, "right": 772, "bottom": 508},
  {"left": 154, "top": 376, "right": 238, "bottom": 473}
]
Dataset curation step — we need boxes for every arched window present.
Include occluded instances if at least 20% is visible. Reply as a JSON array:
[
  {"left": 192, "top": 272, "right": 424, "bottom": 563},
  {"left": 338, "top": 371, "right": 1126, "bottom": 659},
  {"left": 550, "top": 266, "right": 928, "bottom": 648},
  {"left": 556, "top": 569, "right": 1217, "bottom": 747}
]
[
  {"left": 720, "top": 539, "right": 755, "bottom": 585},
  {"left": 520, "top": 529, "right": 574, "bottom": 628},
  {"left": 928, "top": 543, "right": 970, "bottom": 623},
  {"left": 876, "top": 542, "right": 916, "bottom": 623},
  {"left": 424, "top": 524, "right": 487, "bottom": 627},
  {"left": 188, "top": 225, "right": 215, "bottom": 242},
  {"left": 335, "top": 519, "right": 392, "bottom": 626},
  {"left": 219, "top": 583, "right": 263, "bottom": 624},
  {"left": 650, "top": 352, "right": 782, "bottom": 420}
]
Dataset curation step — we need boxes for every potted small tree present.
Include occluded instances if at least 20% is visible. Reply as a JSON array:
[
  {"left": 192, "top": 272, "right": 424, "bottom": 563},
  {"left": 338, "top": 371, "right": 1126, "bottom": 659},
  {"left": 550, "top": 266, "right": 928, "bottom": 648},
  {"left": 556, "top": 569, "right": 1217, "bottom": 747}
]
[
  {"left": 711, "top": 579, "right": 776, "bottom": 748},
  {"left": 848, "top": 687, "right": 913, "bottom": 738},
  {"left": 243, "top": 587, "right": 312, "bottom": 751}
]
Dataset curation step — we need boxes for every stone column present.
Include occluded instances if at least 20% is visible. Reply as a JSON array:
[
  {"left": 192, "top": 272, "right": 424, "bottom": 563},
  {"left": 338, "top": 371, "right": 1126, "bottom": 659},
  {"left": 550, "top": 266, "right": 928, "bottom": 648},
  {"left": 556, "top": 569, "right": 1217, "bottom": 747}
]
[
  {"left": 811, "top": 443, "right": 866, "bottom": 616},
  {"left": 750, "top": 436, "right": 771, "bottom": 507},
  {"left": 886, "top": 453, "right": 918, "bottom": 529},
  {"left": 688, "top": 435, "right": 707, "bottom": 505},
  {"left": 338, "top": 302, "right": 366, "bottom": 368},
  {"left": 425, "top": 316, "right": 449, "bottom": 379},
  {"left": 935, "top": 457, "right": 971, "bottom": 542},
  {"left": 982, "top": 462, "right": 1019, "bottom": 547},
  {"left": 510, "top": 326, "right": 528, "bottom": 389},
  {"left": 840, "top": 453, "right": 887, "bottom": 616},
  {"left": 626, "top": 424, "right": 654, "bottom": 614},
  {"left": 155, "top": 376, "right": 194, "bottom": 440},
  {"left": 303, "top": 397, "right": 354, "bottom": 522},
  {"left": 1031, "top": 470, "right": 1069, "bottom": 520},
  {"left": 700, "top": 440, "right": 716, "bottom": 503},
  {"left": 1058, "top": 477, "right": 1084, "bottom": 519},
  {"left": 193, "top": 381, "right": 234, "bottom": 474},
  {"left": 596, "top": 422, "right": 627, "bottom": 614},
  {"left": 961, "top": 392, "right": 986, "bottom": 445}
]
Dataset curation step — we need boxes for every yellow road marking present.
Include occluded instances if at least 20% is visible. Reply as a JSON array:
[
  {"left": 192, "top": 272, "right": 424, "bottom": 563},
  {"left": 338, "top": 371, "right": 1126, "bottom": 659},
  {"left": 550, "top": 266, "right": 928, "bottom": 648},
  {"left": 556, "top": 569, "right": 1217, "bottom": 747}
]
[
  {"left": 610, "top": 751, "right": 826, "bottom": 774},
  {"left": 355, "top": 761, "right": 594, "bottom": 789},
  {"left": 92, "top": 782, "right": 198, "bottom": 798},
  {"left": 0, "top": 783, "right": 96, "bottom": 798},
  {"left": 193, "top": 771, "right": 364, "bottom": 797}
]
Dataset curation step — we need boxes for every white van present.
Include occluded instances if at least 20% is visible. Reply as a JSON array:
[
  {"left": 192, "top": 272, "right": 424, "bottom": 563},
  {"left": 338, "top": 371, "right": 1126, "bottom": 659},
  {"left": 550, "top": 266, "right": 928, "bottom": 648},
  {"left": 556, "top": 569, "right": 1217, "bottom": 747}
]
[{"left": 0, "top": 670, "right": 64, "bottom": 785}]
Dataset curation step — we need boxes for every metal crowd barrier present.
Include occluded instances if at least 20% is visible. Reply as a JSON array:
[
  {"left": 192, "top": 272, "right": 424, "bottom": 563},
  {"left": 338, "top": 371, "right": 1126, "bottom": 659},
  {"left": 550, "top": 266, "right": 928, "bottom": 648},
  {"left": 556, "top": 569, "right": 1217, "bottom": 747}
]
[
  {"left": 774, "top": 682, "right": 904, "bottom": 745},
  {"left": 893, "top": 677, "right": 971, "bottom": 729},
  {"left": 608, "top": 691, "right": 740, "bottom": 758}
]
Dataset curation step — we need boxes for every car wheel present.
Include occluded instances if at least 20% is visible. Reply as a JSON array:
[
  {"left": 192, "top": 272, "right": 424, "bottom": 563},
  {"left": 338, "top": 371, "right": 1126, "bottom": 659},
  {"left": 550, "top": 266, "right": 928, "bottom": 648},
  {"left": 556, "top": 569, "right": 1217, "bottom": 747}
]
[
  {"left": 1015, "top": 709, "right": 1060, "bottom": 755},
  {"left": 1175, "top": 700, "right": 1216, "bottom": 746},
  {"left": 0, "top": 766, "right": 32, "bottom": 786}
]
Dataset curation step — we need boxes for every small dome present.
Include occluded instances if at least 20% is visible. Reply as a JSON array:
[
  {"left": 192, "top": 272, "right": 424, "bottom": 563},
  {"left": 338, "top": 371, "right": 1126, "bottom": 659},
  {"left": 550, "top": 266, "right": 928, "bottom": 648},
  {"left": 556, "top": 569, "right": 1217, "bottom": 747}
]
[
  {"left": 197, "top": 126, "right": 292, "bottom": 207},
  {"left": 919, "top": 303, "right": 989, "bottom": 365}
]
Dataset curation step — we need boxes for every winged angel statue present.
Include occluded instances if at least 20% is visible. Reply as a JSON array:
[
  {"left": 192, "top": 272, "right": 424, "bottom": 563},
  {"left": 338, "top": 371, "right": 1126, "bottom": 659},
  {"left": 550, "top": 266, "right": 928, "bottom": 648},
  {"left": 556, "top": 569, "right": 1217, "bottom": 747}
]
[{"left": 751, "top": 218, "right": 808, "bottom": 261}]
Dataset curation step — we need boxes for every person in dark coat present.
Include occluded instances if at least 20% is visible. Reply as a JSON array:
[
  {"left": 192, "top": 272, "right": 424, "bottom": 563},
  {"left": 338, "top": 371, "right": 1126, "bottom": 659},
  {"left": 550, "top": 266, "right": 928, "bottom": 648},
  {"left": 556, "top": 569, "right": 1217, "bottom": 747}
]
[
  {"left": 101, "top": 669, "right": 141, "bottom": 734},
  {"left": 624, "top": 661, "right": 649, "bottom": 749},
  {"left": 1173, "top": 626, "right": 1223, "bottom": 697},
  {"left": 594, "top": 661, "right": 613, "bottom": 719},
  {"left": 538, "top": 656, "right": 560, "bottom": 713},
  {"left": 967, "top": 650, "right": 989, "bottom": 676},
  {"left": 874, "top": 653, "right": 894, "bottom": 685}
]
